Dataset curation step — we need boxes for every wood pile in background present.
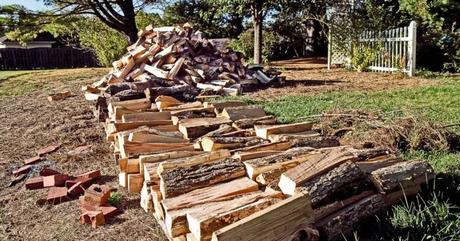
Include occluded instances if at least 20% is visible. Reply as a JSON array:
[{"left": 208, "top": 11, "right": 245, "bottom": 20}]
[
  {"left": 81, "top": 23, "right": 283, "bottom": 121},
  {"left": 86, "top": 89, "right": 435, "bottom": 240}
]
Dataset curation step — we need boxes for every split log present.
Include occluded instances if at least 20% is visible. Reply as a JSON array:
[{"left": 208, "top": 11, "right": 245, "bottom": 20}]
[
  {"left": 119, "top": 158, "right": 140, "bottom": 173},
  {"left": 204, "top": 101, "right": 247, "bottom": 114},
  {"left": 233, "top": 150, "right": 281, "bottom": 162},
  {"left": 211, "top": 192, "right": 313, "bottom": 241},
  {"left": 314, "top": 191, "right": 374, "bottom": 221},
  {"left": 278, "top": 147, "right": 357, "bottom": 195},
  {"left": 315, "top": 194, "right": 386, "bottom": 241},
  {"left": 356, "top": 155, "right": 403, "bottom": 173},
  {"left": 297, "top": 162, "right": 371, "bottom": 208},
  {"left": 232, "top": 115, "right": 277, "bottom": 129},
  {"left": 202, "top": 124, "right": 234, "bottom": 137},
  {"left": 283, "top": 135, "right": 340, "bottom": 149},
  {"left": 164, "top": 102, "right": 204, "bottom": 112},
  {"left": 200, "top": 136, "right": 269, "bottom": 151},
  {"left": 162, "top": 178, "right": 259, "bottom": 238},
  {"left": 112, "top": 120, "right": 174, "bottom": 134},
  {"left": 232, "top": 141, "right": 291, "bottom": 153},
  {"left": 158, "top": 150, "right": 231, "bottom": 174},
  {"left": 171, "top": 107, "right": 216, "bottom": 125},
  {"left": 178, "top": 117, "right": 232, "bottom": 139},
  {"left": 255, "top": 122, "right": 314, "bottom": 139},
  {"left": 160, "top": 157, "right": 246, "bottom": 198},
  {"left": 120, "top": 142, "right": 194, "bottom": 158},
  {"left": 128, "top": 132, "right": 187, "bottom": 144},
  {"left": 145, "top": 85, "right": 193, "bottom": 102},
  {"left": 221, "top": 105, "right": 266, "bottom": 121},
  {"left": 108, "top": 98, "right": 151, "bottom": 112},
  {"left": 370, "top": 160, "right": 435, "bottom": 193},
  {"left": 186, "top": 188, "right": 284, "bottom": 241},
  {"left": 244, "top": 147, "right": 330, "bottom": 179},
  {"left": 220, "top": 129, "right": 255, "bottom": 137},
  {"left": 162, "top": 178, "right": 259, "bottom": 211},
  {"left": 122, "top": 111, "right": 171, "bottom": 122}
]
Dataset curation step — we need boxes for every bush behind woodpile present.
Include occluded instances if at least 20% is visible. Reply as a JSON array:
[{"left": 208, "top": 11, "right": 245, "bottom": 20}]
[{"left": 316, "top": 110, "right": 460, "bottom": 153}]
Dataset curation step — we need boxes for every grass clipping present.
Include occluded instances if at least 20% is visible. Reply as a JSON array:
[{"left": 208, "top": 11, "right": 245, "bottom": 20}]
[{"left": 315, "top": 110, "right": 459, "bottom": 153}]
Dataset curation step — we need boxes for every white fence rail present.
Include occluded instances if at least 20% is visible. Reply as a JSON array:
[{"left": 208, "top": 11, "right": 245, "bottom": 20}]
[{"left": 328, "top": 21, "right": 417, "bottom": 76}]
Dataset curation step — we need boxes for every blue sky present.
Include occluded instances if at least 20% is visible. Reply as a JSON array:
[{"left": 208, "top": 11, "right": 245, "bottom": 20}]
[{"left": 0, "top": 0, "right": 49, "bottom": 10}]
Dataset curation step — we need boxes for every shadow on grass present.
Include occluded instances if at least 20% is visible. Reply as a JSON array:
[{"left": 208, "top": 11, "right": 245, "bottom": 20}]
[{"left": 350, "top": 173, "right": 460, "bottom": 241}]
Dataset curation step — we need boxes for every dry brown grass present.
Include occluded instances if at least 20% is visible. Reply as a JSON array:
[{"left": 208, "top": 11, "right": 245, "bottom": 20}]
[{"left": 0, "top": 68, "right": 165, "bottom": 241}]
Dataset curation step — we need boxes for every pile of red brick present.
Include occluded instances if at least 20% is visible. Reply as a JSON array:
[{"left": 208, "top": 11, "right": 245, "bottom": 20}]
[
  {"left": 79, "top": 184, "right": 120, "bottom": 228},
  {"left": 26, "top": 169, "right": 101, "bottom": 204}
]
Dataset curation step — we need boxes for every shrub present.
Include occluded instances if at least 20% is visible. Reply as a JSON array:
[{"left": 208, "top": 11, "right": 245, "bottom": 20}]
[{"left": 229, "top": 29, "right": 277, "bottom": 64}]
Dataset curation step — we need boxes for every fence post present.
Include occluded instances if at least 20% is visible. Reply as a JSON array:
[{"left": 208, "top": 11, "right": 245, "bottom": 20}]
[
  {"left": 407, "top": 21, "right": 417, "bottom": 77},
  {"left": 327, "top": 31, "right": 332, "bottom": 70}
]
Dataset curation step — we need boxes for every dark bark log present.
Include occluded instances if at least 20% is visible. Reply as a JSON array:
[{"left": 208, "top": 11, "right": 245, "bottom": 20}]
[
  {"left": 233, "top": 115, "right": 277, "bottom": 129},
  {"left": 315, "top": 194, "right": 386, "bottom": 241},
  {"left": 370, "top": 160, "right": 435, "bottom": 193},
  {"left": 299, "top": 162, "right": 372, "bottom": 208},
  {"left": 160, "top": 157, "right": 246, "bottom": 198},
  {"left": 290, "top": 136, "right": 340, "bottom": 149}
]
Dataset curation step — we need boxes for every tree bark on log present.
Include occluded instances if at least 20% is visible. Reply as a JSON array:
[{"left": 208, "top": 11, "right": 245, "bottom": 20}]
[
  {"left": 298, "top": 162, "right": 371, "bottom": 208},
  {"left": 315, "top": 194, "right": 386, "bottom": 241},
  {"left": 233, "top": 115, "right": 277, "bottom": 129},
  {"left": 160, "top": 158, "right": 246, "bottom": 198},
  {"left": 244, "top": 147, "right": 321, "bottom": 179},
  {"left": 370, "top": 160, "right": 435, "bottom": 193},
  {"left": 278, "top": 147, "right": 357, "bottom": 195},
  {"left": 201, "top": 136, "right": 269, "bottom": 151},
  {"left": 290, "top": 136, "right": 341, "bottom": 149}
]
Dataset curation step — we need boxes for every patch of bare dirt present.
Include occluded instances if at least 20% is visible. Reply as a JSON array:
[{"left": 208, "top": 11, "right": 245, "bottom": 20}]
[
  {"left": 248, "top": 58, "right": 439, "bottom": 100},
  {"left": 0, "top": 69, "right": 165, "bottom": 241}
]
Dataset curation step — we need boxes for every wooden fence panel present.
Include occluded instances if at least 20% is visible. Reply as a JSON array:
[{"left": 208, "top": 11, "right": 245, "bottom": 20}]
[
  {"left": 0, "top": 47, "right": 99, "bottom": 70},
  {"left": 328, "top": 21, "right": 417, "bottom": 76}
]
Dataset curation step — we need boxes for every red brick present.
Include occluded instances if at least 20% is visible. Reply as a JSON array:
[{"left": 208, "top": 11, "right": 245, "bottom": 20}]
[
  {"left": 25, "top": 176, "right": 44, "bottom": 190},
  {"left": 36, "top": 144, "right": 61, "bottom": 156},
  {"left": 77, "top": 170, "right": 101, "bottom": 179},
  {"left": 100, "top": 206, "right": 119, "bottom": 220},
  {"left": 43, "top": 174, "right": 70, "bottom": 187},
  {"left": 40, "top": 168, "right": 61, "bottom": 176},
  {"left": 67, "top": 177, "right": 92, "bottom": 197},
  {"left": 47, "top": 187, "right": 69, "bottom": 204},
  {"left": 82, "top": 184, "right": 111, "bottom": 206},
  {"left": 65, "top": 179, "right": 78, "bottom": 188},
  {"left": 79, "top": 199, "right": 99, "bottom": 213},
  {"left": 24, "top": 156, "right": 43, "bottom": 165},
  {"left": 80, "top": 211, "right": 105, "bottom": 228},
  {"left": 12, "top": 165, "right": 32, "bottom": 176}
]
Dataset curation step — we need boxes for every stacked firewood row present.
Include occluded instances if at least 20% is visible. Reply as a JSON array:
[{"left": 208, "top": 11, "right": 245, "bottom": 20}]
[
  {"left": 82, "top": 23, "right": 281, "bottom": 117},
  {"left": 94, "top": 93, "right": 435, "bottom": 241}
]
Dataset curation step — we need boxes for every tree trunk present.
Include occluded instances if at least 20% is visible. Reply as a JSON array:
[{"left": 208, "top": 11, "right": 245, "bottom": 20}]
[
  {"left": 252, "top": 4, "right": 263, "bottom": 64},
  {"left": 120, "top": 0, "right": 138, "bottom": 45}
]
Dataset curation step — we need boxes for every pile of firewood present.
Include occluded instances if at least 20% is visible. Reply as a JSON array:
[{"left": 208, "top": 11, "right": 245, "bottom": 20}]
[
  {"left": 91, "top": 92, "right": 435, "bottom": 241},
  {"left": 82, "top": 23, "right": 281, "bottom": 118}
]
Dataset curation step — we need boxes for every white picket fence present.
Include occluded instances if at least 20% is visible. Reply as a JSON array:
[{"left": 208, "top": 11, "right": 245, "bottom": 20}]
[{"left": 328, "top": 21, "right": 418, "bottom": 76}]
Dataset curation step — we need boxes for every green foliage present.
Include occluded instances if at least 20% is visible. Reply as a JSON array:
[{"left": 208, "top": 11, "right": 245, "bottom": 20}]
[
  {"left": 399, "top": 0, "right": 460, "bottom": 72},
  {"left": 351, "top": 45, "right": 380, "bottom": 72},
  {"left": 161, "top": 0, "right": 245, "bottom": 38},
  {"left": 75, "top": 18, "right": 127, "bottom": 67},
  {"left": 108, "top": 191, "right": 122, "bottom": 206},
  {"left": 229, "top": 29, "right": 277, "bottom": 64}
]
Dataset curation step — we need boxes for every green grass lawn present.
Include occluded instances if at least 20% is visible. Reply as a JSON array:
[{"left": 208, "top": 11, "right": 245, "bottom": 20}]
[{"left": 228, "top": 77, "right": 460, "bottom": 173}]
